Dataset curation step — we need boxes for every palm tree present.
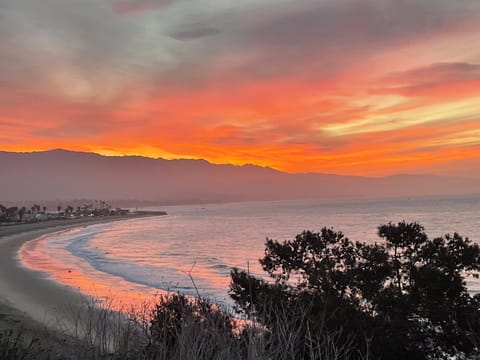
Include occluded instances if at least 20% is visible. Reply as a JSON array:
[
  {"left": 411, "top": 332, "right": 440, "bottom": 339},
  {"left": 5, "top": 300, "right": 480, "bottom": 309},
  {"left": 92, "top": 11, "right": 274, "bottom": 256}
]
[
  {"left": 6, "top": 207, "right": 18, "bottom": 222},
  {"left": 18, "top": 206, "right": 27, "bottom": 221},
  {"left": 0, "top": 204, "right": 7, "bottom": 221},
  {"left": 32, "top": 204, "right": 40, "bottom": 214}
]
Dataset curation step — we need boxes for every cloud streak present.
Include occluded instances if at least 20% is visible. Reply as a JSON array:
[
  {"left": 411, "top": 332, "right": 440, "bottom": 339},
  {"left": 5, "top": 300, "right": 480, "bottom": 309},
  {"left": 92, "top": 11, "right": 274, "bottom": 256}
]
[
  {"left": 1, "top": 0, "right": 480, "bottom": 177},
  {"left": 169, "top": 27, "right": 221, "bottom": 41},
  {"left": 111, "top": 0, "right": 174, "bottom": 16}
]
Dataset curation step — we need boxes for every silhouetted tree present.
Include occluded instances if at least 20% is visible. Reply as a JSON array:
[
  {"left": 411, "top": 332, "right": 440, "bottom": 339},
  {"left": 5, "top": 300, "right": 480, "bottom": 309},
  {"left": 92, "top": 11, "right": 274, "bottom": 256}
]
[
  {"left": 230, "top": 222, "right": 480, "bottom": 359},
  {"left": 0, "top": 204, "right": 6, "bottom": 221},
  {"left": 6, "top": 207, "right": 18, "bottom": 222},
  {"left": 18, "top": 206, "right": 27, "bottom": 221},
  {"left": 147, "top": 293, "right": 234, "bottom": 359},
  {"left": 31, "top": 204, "right": 40, "bottom": 214}
]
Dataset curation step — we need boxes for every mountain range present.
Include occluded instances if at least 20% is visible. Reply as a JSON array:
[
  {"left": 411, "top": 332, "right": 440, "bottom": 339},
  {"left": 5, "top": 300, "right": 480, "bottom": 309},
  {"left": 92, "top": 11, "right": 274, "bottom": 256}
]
[{"left": 1, "top": 149, "right": 478, "bottom": 205}]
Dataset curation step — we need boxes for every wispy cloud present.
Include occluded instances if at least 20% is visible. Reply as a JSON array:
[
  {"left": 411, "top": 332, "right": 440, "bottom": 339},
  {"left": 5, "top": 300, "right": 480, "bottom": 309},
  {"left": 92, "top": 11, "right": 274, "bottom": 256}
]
[
  {"left": 169, "top": 27, "right": 221, "bottom": 41},
  {"left": 111, "top": 0, "right": 174, "bottom": 16},
  {"left": 373, "top": 63, "right": 480, "bottom": 99},
  {"left": 386, "top": 63, "right": 480, "bottom": 84},
  {"left": 1, "top": 0, "right": 480, "bottom": 176}
]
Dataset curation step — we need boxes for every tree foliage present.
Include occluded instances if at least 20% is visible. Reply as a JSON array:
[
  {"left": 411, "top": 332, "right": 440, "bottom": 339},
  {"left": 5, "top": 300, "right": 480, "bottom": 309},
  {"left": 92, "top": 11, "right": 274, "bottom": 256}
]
[
  {"left": 147, "top": 293, "right": 235, "bottom": 359},
  {"left": 230, "top": 221, "right": 480, "bottom": 359}
]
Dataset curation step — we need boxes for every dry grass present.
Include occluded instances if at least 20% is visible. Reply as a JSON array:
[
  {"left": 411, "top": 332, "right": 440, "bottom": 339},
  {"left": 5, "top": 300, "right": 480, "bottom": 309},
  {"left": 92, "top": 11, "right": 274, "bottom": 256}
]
[{"left": 2, "top": 293, "right": 366, "bottom": 359}]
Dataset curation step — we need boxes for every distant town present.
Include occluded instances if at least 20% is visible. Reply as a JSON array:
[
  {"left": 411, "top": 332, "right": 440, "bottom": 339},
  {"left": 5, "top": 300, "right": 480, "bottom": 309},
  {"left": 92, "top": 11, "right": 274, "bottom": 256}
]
[{"left": 0, "top": 201, "right": 166, "bottom": 225}]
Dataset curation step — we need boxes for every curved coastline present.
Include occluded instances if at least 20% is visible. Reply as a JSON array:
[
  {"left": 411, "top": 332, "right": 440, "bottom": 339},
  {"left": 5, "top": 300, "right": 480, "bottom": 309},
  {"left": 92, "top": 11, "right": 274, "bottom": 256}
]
[{"left": 0, "top": 215, "right": 163, "bottom": 336}]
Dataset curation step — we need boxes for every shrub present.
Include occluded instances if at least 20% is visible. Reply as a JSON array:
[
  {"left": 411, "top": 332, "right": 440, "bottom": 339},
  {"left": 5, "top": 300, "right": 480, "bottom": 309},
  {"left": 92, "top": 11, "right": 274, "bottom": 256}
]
[
  {"left": 0, "top": 329, "right": 51, "bottom": 360},
  {"left": 230, "top": 221, "right": 480, "bottom": 359}
]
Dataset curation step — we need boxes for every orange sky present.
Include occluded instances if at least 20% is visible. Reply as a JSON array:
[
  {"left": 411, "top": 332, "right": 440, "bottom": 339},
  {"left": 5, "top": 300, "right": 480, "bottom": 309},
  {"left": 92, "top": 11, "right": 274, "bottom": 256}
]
[{"left": 1, "top": 0, "right": 480, "bottom": 177}]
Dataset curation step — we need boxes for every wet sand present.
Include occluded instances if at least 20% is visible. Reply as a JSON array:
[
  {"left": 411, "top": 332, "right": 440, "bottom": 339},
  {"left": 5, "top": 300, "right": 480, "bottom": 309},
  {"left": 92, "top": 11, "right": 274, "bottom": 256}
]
[{"left": 0, "top": 215, "right": 161, "bottom": 340}]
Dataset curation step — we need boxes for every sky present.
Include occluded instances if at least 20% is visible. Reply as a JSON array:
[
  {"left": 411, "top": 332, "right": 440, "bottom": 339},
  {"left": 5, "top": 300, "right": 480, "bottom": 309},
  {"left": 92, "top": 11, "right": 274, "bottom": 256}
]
[{"left": 1, "top": 0, "right": 480, "bottom": 177}]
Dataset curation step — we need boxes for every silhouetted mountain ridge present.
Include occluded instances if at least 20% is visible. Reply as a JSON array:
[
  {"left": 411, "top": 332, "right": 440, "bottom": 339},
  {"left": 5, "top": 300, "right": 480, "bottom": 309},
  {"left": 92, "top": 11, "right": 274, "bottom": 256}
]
[{"left": 1, "top": 149, "right": 478, "bottom": 204}]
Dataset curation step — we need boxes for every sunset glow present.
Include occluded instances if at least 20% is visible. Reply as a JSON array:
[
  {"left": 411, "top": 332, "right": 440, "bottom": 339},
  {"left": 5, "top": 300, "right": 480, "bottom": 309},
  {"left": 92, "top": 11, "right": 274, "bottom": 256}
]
[{"left": 1, "top": 0, "right": 480, "bottom": 177}]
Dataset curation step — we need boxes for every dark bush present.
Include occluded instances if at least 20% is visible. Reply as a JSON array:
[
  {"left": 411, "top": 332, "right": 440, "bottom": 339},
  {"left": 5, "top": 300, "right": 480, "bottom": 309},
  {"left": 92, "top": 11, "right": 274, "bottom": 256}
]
[
  {"left": 0, "top": 330, "right": 51, "bottom": 360},
  {"left": 230, "top": 221, "right": 480, "bottom": 359}
]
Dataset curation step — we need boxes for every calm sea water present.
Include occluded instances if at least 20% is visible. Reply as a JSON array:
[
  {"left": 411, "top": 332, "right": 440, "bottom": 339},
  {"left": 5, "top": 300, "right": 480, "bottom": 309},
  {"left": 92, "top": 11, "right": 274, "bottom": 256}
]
[{"left": 20, "top": 196, "right": 480, "bottom": 306}]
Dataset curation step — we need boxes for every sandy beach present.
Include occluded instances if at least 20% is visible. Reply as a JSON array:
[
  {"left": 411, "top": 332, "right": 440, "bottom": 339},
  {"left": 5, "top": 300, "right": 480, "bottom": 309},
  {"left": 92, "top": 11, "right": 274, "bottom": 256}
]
[{"left": 0, "top": 215, "right": 162, "bottom": 344}]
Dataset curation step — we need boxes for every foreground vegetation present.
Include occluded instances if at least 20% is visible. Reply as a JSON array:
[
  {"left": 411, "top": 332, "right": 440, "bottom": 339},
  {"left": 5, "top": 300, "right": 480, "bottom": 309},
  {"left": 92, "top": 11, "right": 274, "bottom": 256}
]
[
  {"left": 1, "top": 293, "right": 355, "bottom": 360},
  {"left": 231, "top": 221, "right": 480, "bottom": 359},
  {"left": 3, "top": 221, "right": 480, "bottom": 359}
]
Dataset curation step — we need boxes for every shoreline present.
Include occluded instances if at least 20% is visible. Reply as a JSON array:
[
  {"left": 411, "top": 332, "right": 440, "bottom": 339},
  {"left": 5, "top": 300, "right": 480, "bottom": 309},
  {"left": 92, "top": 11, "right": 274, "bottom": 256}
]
[{"left": 0, "top": 214, "right": 164, "bottom": 342}]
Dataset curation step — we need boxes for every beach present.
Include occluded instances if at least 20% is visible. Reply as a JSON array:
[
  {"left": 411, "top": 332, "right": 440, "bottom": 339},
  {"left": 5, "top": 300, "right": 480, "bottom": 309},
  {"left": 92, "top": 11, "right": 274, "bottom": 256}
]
[{"left": 0, "top": 215, "right": 163, "bottom": 346}]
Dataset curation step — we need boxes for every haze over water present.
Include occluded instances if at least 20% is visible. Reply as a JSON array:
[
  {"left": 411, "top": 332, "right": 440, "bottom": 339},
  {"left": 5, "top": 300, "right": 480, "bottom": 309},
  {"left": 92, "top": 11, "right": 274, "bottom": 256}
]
[{"left": 20, "top": 196, "right": 480, "bottom": 307}]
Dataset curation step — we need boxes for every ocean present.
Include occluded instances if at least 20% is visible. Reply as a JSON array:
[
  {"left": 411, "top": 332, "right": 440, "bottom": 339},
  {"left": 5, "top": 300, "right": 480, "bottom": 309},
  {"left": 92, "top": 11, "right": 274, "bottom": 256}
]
[{"left": 19, "top": 195, "right": 480, "bottom": 307}]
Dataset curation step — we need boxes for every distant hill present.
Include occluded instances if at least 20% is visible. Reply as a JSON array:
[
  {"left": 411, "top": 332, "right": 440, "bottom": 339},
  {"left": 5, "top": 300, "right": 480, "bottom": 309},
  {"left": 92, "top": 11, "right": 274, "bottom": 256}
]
[{"left": 0, "top": 149, "right": 478, "bottom": 204}]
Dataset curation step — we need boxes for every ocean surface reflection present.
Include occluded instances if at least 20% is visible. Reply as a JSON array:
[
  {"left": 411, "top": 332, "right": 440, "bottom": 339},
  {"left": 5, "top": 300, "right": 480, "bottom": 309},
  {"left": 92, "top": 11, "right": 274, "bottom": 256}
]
[{"left": 20, "top": 196, "right": 480, "bottom": 308}]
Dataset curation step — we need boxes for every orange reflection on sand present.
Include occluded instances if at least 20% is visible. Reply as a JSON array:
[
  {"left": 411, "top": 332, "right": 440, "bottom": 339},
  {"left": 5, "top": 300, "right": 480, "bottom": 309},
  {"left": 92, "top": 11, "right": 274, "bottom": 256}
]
[{"left": 19, "top": 231, "right": 165, "bottom": 313}]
